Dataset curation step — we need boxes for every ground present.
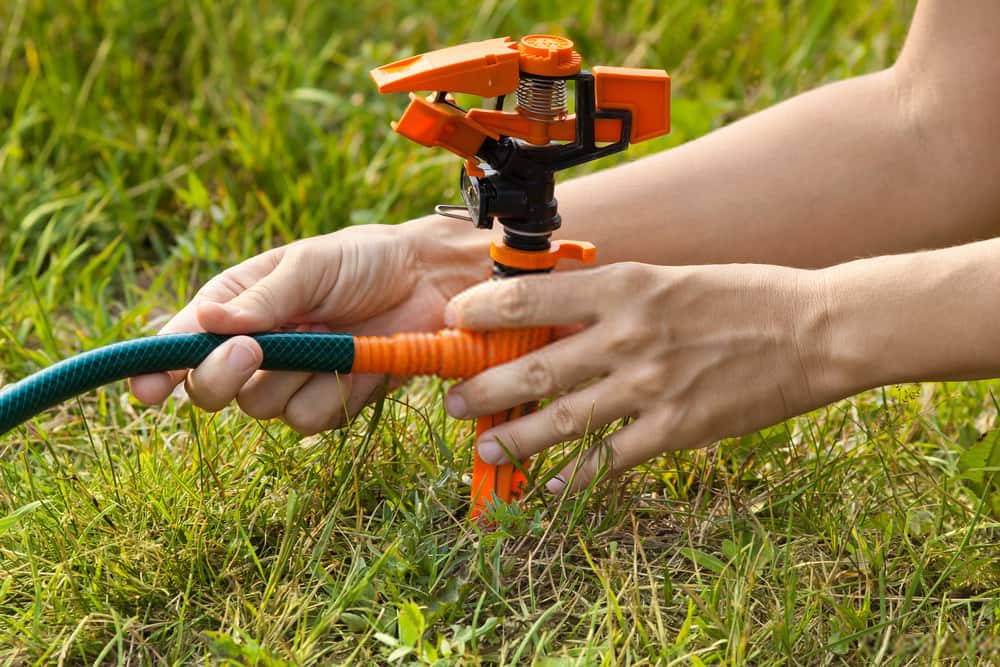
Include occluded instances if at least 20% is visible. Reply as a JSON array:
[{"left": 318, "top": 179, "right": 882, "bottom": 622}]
[{"left": 2, "top": 0, "right": 999, "bottom": 664}]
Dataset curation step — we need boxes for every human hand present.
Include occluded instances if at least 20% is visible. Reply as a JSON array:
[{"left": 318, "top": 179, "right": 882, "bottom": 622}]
[
  {"left": 442, "top": 262, "right": 835, "bottom": 492},
  {"left": 130, "top": 217, "right": 489, "bottom": 434}
]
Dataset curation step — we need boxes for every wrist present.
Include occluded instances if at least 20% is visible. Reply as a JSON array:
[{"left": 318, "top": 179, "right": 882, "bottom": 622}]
[
  {"left": 809, "top": 257, "right": 904, "bottom": 403},
  {"left": 812, "top": 252, "right": 929, "bottom": 399},
  {"left": 820, "top": 241, "right": 1000, "bottom": 391}
]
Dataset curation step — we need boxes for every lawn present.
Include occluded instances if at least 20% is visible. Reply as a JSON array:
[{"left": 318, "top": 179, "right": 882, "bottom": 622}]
[{"left": 3, "top": 0, "right": 999, "bottom": 663}]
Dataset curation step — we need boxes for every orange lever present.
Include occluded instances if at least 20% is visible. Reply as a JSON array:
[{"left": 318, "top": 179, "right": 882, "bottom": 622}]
[
  {"left": 391, "top": 93, "right": 498, "bottom": 160},
  {"left": 370, "top": 37, "right": 521, "bottom": 97}
]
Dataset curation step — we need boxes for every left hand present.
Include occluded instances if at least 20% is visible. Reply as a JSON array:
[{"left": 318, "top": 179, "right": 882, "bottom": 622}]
[{"left": 442, "top": 261, "right": 835, "bottom": 493}]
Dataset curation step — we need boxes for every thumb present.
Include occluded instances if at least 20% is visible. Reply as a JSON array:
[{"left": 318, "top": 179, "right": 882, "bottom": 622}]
[{"left": 197, "top": 254, "right": 317, "bottom": 333}]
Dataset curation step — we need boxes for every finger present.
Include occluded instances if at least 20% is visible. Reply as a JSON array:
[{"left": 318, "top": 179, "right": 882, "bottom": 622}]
[
  {"left": 130, "top": 371, "right": 183, "bottom": 405},
  {"left": 281, "top": 373, "right": 354, "bottom": 436},
  {"left": 474, "top": 379, "right": 631, "bottom": 465},
  {"left": 183, "top": 336, "right": 263, "bottom": 412},
  {"left": 547, "top": 416, "right": 676, "bottom": 494},
  {"left": 444, "top": 269, "right": 602, "bottom": 331},
  {"left": 445, "top": 330, "right": 606, "bottom": 418},
  {"left": 282, "top": 374, "right": 357, "bottom": 435},
  {"left": 196, "top": 249, "right": 326, "bottom": 334},
  {"left": 236, "top": 370, "right": 313, "bottom": 419},
  {"left": 129, "top": 301, "right": 212, "bottom": 404},
  {"left": 130, "top": 249, "right": 290, "bottom": 404}
]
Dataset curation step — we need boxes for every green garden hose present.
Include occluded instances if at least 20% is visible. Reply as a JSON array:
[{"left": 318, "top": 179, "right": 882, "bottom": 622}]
[{"left": 0, "top": 333, "right": 355, "bottom": 435}]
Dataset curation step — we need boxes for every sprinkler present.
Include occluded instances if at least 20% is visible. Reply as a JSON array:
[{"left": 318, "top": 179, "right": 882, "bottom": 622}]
[{"left": 0, "top": 35, "right": 670, "bottom": 519}]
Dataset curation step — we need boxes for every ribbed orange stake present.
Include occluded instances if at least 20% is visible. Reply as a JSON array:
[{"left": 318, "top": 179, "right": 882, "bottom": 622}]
[
  {"left": 352, "top": 327, "right": 552, "bottom": 518},
  {"left": 352, "top": 328, "right": 549, "bottom": 379}
]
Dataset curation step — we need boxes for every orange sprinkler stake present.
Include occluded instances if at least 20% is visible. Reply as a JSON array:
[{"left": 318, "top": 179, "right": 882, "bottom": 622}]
[
  {"left": 352, "top": 328, "right": 552, "bottom": 519},
  {"left": 351, "top": 328, "right": 550, "bottom": 378},
  {"left": 371, "top": 34, "right": 671, "bottom": 521}
]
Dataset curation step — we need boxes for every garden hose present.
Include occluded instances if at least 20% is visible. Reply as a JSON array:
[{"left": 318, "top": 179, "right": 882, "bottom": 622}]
[{"left": 0, "top": 328, "right": 547, "bottom": 436}]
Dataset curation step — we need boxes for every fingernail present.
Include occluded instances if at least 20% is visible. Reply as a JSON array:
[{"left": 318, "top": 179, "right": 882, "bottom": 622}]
[
  {"left": 546, "top": 475, "right": 566, "bottom": 494},
  {"left": 227, "top": 341, "right": 257, "bottom": 372},
  {"left": 444, "top": 392, "right": 467, "bottom": 418},
  {"left": 478, "top": 438, "right": 504, "bottom": 465}
]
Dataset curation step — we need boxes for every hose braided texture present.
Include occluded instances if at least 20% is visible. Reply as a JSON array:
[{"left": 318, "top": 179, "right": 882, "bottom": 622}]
[{"left": 0, "top": 333, "right": 355, "bottom": 435}]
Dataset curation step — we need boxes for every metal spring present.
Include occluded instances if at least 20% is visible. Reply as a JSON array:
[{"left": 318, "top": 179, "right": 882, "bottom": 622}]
[{"left": 516, "top": 75, "right": 568, "bottom": 122}]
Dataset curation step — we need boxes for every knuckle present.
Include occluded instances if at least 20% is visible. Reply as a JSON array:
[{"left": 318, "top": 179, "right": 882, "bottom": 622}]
[
  {"left": 286, "top": 241, "right": 310, "bottom": 259},
  {"left": 548, "top": 396, "right": 582, "bottom": 440},
  {"left": 524, "top": 354, "right": 557, "bottom": 396},
  {"left": 639, "top": 403, "right": 693, "bottom": 451},
  {"left": 284, "top": 241, "right": 317, "bottom": 266},
  {"left": 609, "top": 262, "right": 651, "bottom": 295},
  {"left": 651, "top": 407, "right": 682, "bottom": 442},
  {"left": 658, "top": 402, "right": 701, "bottom": 448},
  {"left": 629, "top": 364, "right": 667, "bottom": 403},
  {"left": 605, "top": 327, "right": 632, "bottom": 355},
  {"left": 606, "top": 317, "right": 648, "bottom": 355},
  {"left": 496, "top": 279, "right": 534, "bottom": 325},
  {"left": 198, "top": 270, "right": 239, "bottom": 300}
]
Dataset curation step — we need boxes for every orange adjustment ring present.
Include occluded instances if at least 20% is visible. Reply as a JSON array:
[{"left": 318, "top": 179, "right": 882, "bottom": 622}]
[
  {"left": 490, "top": 240, "right": 596, "bottom": 271},
  {"left": 517, "top": 35, "right": 582, "bottom": 77}
]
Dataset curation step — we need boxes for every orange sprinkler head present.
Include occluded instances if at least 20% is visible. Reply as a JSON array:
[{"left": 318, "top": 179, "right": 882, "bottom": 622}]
[{"left": 372, "top": 34, "right": 670, "bottom": 159}]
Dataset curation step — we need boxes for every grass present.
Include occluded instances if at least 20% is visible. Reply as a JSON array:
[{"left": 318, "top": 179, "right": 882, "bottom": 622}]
[{"left": 2, "top": 0, "right": 999, "bottom": 663}]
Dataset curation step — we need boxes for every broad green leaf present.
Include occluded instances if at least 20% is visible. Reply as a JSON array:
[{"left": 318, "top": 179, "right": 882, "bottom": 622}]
[{"left": 397, "top": 600, "right": 425, "bottom": 648}]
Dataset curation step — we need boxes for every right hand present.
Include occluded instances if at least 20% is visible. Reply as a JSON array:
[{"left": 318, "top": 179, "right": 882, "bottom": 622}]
[{"left": 129, "top": 218, "right": 489, "bottom": 434}]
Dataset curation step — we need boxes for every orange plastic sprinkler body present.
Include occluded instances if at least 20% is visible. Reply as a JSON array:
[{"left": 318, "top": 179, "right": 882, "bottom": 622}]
[{"left": 371, "top": 35, "right": 670, "bottom": 519}]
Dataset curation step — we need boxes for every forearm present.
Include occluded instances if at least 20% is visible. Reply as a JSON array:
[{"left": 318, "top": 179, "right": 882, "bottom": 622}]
[
  {"left": 819, "top": 237, "right": 1000, "bottom": 398},
  {"left": 554, "top": 0, "right": 1000, "bottom": 269},
  {"left": 556, "top": 66, "right": 996, "bottom": 269}
]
